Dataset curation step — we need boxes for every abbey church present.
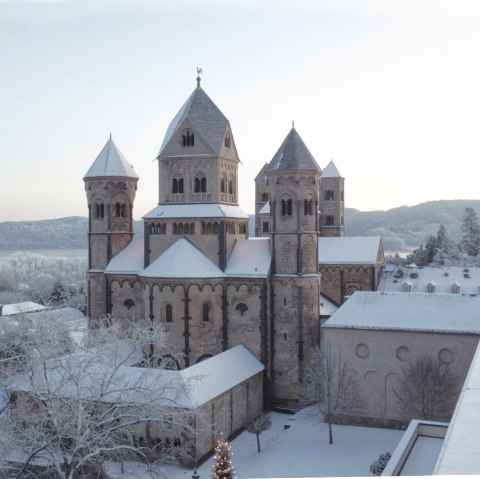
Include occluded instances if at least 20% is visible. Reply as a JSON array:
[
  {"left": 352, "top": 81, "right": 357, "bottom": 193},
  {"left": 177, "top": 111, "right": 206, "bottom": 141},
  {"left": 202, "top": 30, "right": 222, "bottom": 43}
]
[{"left": 84, "top": 76, "right": 385, "bottom": 409}]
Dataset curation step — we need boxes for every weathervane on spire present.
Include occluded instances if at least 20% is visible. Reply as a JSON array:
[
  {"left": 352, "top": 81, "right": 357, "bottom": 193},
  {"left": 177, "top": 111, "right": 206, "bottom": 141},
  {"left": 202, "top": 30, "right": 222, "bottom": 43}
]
[{"left": 196, "top": 67, "right": 203, "bottom": 87}]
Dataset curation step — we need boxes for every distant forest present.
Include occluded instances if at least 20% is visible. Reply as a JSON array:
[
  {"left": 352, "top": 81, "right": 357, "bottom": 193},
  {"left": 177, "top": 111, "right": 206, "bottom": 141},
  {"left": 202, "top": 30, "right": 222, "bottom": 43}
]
[{"left": 1, "top": 200, "right": 480, "bottom": 252}]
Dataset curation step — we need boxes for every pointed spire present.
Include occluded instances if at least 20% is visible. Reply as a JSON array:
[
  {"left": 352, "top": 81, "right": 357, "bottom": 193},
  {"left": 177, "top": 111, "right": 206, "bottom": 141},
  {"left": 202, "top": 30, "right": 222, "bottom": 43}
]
[
  {"left": 84, "top": 136, "right": 138, "bottom": 179},
  {"left": 322, "top": 159, "right": 343, "bottom": 178},
  {"left": 265, "top": 128, "right": 321, "bottom": 172}
]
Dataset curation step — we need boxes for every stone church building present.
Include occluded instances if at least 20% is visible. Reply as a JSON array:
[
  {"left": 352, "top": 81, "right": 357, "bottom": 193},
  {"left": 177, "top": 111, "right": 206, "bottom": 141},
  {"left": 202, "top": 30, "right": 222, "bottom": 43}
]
[{"left": 84, "top": 76, "right": 384, "bottom": 409}]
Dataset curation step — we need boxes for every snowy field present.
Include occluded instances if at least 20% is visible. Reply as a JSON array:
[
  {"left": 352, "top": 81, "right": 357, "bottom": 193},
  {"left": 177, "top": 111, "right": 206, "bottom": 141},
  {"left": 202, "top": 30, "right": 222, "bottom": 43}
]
[{"left": 108, "top": 407, "right": 404, "bottom": 479}]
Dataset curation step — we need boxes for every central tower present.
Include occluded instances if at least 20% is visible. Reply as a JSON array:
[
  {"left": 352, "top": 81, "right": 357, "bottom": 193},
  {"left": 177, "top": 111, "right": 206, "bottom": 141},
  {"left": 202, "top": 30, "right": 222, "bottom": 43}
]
[{"left": 265, "top": 127, "right": 322, "bottom": 408}]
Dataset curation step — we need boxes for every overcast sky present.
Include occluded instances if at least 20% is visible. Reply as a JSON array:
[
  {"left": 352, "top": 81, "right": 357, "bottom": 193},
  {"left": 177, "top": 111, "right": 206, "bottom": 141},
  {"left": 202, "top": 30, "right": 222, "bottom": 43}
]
[{"left": 1, "top": 0, "right": 480, "bottom": 221}]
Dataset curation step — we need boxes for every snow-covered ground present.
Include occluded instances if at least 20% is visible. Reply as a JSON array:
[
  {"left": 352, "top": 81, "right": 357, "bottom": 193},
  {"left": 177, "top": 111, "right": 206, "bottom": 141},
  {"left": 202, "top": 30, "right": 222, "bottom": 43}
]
[{"left": 108, "top": 407, "right": 404, "bottom": 479}]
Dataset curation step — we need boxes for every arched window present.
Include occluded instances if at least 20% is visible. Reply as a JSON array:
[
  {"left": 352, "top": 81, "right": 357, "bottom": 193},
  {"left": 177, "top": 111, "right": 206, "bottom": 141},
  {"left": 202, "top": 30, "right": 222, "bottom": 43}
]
[
  {"left": 172, "top": 178, "right": 178, "bottom": 194},
  {"left": 326, "top": 215, "right": 335, "bottom": 225},
  {"left": 402, "top": 282, "right": 412, "bottom": 293},
  {"left": 426, "top": 282, "right": 436, "bottom": 294},
  {"left": 94, "top": 203, "right": 105, "bottom": 219},
  {"left": 281, "top": 198, "right": 292, "bottom": 216},
  {"left": 220, "top": 176, "right": 226, "bottom": 193},
  {"left": 150, "top": 223, "right": 155, "bottom": 234},
  {"left": 451, "top": 283, "right": 460, "bottom": 294},
  {"left": 194, "top": 177, "right": 200, "bottom": 193},
  {"left": 114, "top": 202, "right": 126, "bottom": 218},
  {"left": 202, "top": 303, "right": 210, "bottom": 322},
  {"left": 228, "top": 179, "right": 233, "bottom": 194},
  {"left": 156, "top": 224, "right": 161, "bottom": 234},
  {"left": 178, "top": 223, "right": 184, "bottom": 235},
  {"left": 304, "top": 199, "right": 313, "bottom": 216},
  {"left": 173, "top": 223, "right": 178, "bottom": 234},
  {"left": 201, "top": 177, "right": 206, "bottom": 193},
  {"left": 162, "top": 223, "right": 166, "bottom": 234},
  {"left": 178, "top": 178, "right": 184, "bottom": 193},
  {"left": 262, "top": 221, "right": 269, "bottom": 232},
  {"left": 261, "top": 192, "right": 268, "bottom": 202},
  {"left": 224, "top": 132, "right": 231, "bottom": 148},
  {"left": 201, "top": 222, "right": 206, "bottom": 234},
  {"left": 165, "top": 304, "right": 172, "bottom": 322},
  {"left": 182, "top": 129, "right": 194, "bottom": 147},
  {"left": 325, "top": 190, "right": 334, "bottom": 201},
  {"left": 190, "top": 222, "right": 195, "bottom": 234}
]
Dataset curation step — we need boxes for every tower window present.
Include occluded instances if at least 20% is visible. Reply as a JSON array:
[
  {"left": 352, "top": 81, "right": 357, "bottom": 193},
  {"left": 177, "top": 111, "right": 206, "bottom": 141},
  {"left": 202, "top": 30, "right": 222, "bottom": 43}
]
[
  {"left": 165, "top": 304, "right": 173, "bottom": 322},
  {"left": 114, "top": 202, "right": 126, "bottom": 218},
  {"left": 228, "top": 179, "right": 233, "bottom": 194},
  {"left": 172, "top": 177, "right": 184, "bottom": 194},
  {"left": 281, "top": 199, "right": 292, "bottom": 216},
  {"left": 325, "top": 190, "right": 334, "bottom": 201},
  {"left": 326, "top": 215, "right": 335, "bottom": 226},
  {"left": 202, "top": 303, "right": 211, "bottom": 322},
  {"left": 224, "top": 132, "right": 231, "bottom": 148},
  {"left": 262, "top": 221, "right": 269, "bottom": 233},
  {"left": 261, "top": 192, "right": 268, "bottom": 202},
  {"left": 194, "top": 176, "right": 207, "bottom": 193},
  {"left": 304, "top": 199, "right": 313, "bottom": 216},
  {"left": 220, "top": 176, "right": 226, "bottom": 193},
  {"left": 94, "top": 203, "right": 105, "bottom": 219},
  {"left": 182, "top": 129, "right": 194, "bottom": 147}
]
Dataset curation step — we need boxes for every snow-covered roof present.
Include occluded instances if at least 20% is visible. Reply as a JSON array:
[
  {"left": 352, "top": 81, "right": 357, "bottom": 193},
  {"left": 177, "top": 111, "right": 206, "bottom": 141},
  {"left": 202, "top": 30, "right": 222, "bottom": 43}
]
[
  {"left": 11, "top": 345, "right": 263, "bottom": 410},
  {"left": 0, "top": 301, "right": 45, "bottom": 316},
  {"left": 379, "top": 265, "right": 480, "bottom": 295},
  {"left": 143, "top": 203, "right": 248, "bottom": 220},
  {"left": 105, "top": 238, "right": 144, "bottom": 275},
  {"left": 84, "top": 137, "right": 138, "bottom": 179},
  {"left": 265, "top": 128, "right": 321, "bottom": 173},
  {"left": 323, "top": 291, "right": 480, "bottom": 334},
  {"left": 321, "top": 159, "right": 343, "bottom": 178},
  {"left": 141, "top": 238, "right": 225, "bottom": 279},
  {"left": 434, "top": 340, "right": 480, "bottom": 474},
  {"left": 258, "top": 202, "right": 270, "bottom": 215},
  {"left": 319, "top": 294, "right": 338, "bottom": 316},
  {"left": 225, "top": 238, "right": 271, "bottom": 278},
  {"left": 177, "top": 345, "right": 264, "bottom": 408},
  {"left": 157, "top": 86, "right": 234, "bottom": 158},
  {"left": 318, "top": 236, "right": 383, "bottom": 265}
]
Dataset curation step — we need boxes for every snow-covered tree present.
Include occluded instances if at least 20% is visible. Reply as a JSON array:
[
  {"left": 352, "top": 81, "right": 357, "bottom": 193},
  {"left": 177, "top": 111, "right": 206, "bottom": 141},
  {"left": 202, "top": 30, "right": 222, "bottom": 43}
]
[
  {"left": 303, "top": 343, "right": 363, "bottom": 445},
  {"left": 0, "top": 318, "right": 192, "bottom": 479},
  {"left": 245, "top": 414, "right": 272, "bottom": 453},
  {"left": 370, "top": 451, "right": 391, "bottom": 475},
  {"left": 212, "top": 433, "right": 236, "bottom": 479},
  {"left": 461, "top": 207, "right": 480, "bottom": 257},
  {"left": 394, "top": 354, "right": 459, "bottom": 421}
]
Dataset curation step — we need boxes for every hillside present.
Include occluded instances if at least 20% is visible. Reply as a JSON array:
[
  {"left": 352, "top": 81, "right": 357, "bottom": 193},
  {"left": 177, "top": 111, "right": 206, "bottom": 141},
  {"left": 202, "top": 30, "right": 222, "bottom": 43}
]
[{"left": 1, "top": 200, "right": 479, "bottom": 252}]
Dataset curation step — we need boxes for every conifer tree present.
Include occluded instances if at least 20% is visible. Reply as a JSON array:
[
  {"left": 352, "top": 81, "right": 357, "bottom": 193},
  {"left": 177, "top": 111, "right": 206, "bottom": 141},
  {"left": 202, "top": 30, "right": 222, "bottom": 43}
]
[
  {"left": 212, "top": 433, "right": 236, "bottom": 479},
  {"left": 461, "top": 207, "right": 480, "bottom": 257}
]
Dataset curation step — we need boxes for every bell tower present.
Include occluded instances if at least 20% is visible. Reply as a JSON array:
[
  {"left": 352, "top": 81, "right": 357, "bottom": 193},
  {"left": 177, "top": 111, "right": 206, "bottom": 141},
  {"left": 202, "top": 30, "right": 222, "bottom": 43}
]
[
  {"left": 319, "top": 160, "right": 345, "bottom": 237},
  {"left": 265, "top": 127, "right": 322, "bottom": 408},
  {"left": 84, "top": 136, "right": 138, "bottom": 319}
]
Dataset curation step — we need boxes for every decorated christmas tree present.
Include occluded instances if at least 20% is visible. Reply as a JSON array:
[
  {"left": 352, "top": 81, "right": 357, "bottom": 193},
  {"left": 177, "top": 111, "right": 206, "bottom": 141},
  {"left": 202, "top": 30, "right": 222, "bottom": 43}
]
[{"left": 212, "top": 433, "right": 236, "bottom": 479}]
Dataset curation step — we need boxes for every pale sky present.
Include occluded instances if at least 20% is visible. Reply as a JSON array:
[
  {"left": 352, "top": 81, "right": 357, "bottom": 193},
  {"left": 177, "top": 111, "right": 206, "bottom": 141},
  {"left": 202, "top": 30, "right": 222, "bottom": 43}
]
[{"left": 1, "top": 0, "right": 480, "bottom": 221}]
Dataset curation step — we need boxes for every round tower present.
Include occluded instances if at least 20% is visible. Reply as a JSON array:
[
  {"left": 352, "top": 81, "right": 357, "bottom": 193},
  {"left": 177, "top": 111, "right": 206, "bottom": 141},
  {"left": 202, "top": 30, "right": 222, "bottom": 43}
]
[
  {"left": 265, "top": 127, "right": 322, "bottom": 409},
  {"left": 83, "top": 136, "right": 138, "bottom": 319}
]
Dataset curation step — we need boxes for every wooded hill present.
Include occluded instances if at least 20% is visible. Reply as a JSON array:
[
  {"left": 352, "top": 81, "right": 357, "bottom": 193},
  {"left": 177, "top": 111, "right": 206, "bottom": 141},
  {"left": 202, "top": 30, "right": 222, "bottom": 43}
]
[{"left": 1, "top": 200, "right": 480, "bottom": 252}]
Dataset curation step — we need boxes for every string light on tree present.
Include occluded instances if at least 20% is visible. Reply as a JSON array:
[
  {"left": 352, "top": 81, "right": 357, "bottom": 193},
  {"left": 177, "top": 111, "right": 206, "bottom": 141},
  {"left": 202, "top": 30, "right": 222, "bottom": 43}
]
[{"left": 212, "top": 433, "right": 236, "bottom": 479}]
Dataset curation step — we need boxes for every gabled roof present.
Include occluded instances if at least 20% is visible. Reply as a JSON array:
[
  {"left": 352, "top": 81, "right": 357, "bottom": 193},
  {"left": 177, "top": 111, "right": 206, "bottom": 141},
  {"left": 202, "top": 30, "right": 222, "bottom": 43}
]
[
  {"left": 254, "top": 162, "right": 270, "bottom": 181},
  {"left": 141, "top": 238, "right": 225, "bottom": 279},
  {"left": 318, "top": 236, "right": 383, "bottom": 265},
  {"left": 158, "top": 86, "right": 232, "bottom": 157},
  {"left": 322, "top": 159, "right": 343, "bottom": 178},
  {"left": 323, "top": 291, "right": 480, "bottom": 334},
  {"left": 105, "top": 238, "right": 144, "bottom": 275},
  {"left": 265, "top": 128, "right": 321, "bottom": 173},
  {"left": 143, "top": 203, "right": 248, "bottom": 220},
  {"left": 84, "top": 137, "right": 138, "bottom": 179},
  {"left": 225, "top": 238, "right": 271, "bottom": 278}
]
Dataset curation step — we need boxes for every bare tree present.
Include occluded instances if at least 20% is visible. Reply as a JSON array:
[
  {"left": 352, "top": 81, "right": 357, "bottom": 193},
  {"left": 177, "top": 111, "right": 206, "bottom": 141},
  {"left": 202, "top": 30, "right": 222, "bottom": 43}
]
[
  {"left": 394, "top": 353, "right": 460, "bottom": 421},
  {"left": 304, "top": 342, "right": 363, "bottom": 445},
  {"left": 0, "top": 318, "right": 193, "bottom": 479},
  {"left": 245, "top": 414, "right": 272, "bottom": 453}
]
